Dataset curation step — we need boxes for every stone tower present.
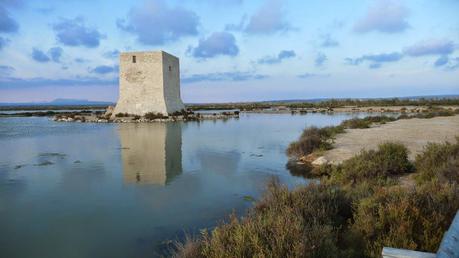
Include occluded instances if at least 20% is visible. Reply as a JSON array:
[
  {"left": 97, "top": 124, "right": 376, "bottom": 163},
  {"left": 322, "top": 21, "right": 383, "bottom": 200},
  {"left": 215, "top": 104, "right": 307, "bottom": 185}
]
[{"left": 113, "top": 51, "right": 185, "bottom": 116}]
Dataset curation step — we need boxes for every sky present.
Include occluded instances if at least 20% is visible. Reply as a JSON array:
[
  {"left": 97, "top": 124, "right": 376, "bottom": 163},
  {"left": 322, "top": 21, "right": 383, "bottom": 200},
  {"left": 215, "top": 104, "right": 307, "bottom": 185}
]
[{"left": 0, "top": 0, "right": 458, "bottom": 103}]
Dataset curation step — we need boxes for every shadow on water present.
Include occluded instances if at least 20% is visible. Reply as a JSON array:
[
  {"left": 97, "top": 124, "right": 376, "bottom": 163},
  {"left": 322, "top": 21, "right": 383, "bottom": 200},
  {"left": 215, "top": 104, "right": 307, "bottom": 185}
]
[
  {"left": 118, "top": 123, "right": 183, "bottom": 185},
  {"left": 285, "top": 159, "right": 314, "bottom": 179}
]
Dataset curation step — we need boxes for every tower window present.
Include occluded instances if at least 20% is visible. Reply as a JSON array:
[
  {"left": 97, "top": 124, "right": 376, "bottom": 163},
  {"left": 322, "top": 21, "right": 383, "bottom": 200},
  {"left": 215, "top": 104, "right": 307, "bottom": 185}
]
[
  {"left": 132, "top": 56, "right": 136, "bottom": 63},
  {"left": 168, "top": 66, "right": 172, "bottom": 71}
]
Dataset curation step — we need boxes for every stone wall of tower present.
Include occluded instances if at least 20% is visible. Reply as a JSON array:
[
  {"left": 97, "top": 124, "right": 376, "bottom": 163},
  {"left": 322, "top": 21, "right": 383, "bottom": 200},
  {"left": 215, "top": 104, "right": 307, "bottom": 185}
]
[{"left": 113, "top": 51, "right": 185, "bottom": 116}]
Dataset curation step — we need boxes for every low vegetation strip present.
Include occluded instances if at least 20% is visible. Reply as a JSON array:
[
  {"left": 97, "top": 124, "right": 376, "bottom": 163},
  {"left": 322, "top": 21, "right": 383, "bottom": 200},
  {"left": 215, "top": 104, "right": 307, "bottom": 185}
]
[
  {"left": 174, "top": 139, "right": 459, "bottom": 258},
  {"left": 325, "top": 114, "right": 459, "bottom": 163},
  {"left": 187, "top": 97, "right": 459, "bottom": 111},
  {"left": 286, "top": 108, "right": 459, "bottom": 160}
]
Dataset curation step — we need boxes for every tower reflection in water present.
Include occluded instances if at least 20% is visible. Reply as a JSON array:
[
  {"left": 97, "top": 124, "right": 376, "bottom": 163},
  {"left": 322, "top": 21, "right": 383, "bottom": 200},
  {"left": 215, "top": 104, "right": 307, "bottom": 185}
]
[{"left": 118, "top": 123, "right": 182, "bottom": 185}]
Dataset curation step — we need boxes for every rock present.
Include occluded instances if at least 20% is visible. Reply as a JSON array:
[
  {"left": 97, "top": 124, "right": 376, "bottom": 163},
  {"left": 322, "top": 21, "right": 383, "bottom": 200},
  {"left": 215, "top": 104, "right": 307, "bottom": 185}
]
[
  {"left": 311, "top": 156, "right": 328, "bottom": 166},
  {"left": 105, "top": 105, "right": 115, "bottom": 117},
  {"left": 300, "top": 154, "right": 317, "bottom": 163}
]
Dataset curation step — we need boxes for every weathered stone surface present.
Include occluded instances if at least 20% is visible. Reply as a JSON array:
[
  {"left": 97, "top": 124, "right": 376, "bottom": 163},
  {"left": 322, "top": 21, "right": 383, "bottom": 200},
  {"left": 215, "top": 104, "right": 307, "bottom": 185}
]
[
  {"left": 311, "top": 156, "right": 328, "bottom": 166},
  {"left": 113, "top": 51, "right": 185, "bottom": 116},
  {"left": 105, "top": 105, "right": 114, "bottom": 116}
]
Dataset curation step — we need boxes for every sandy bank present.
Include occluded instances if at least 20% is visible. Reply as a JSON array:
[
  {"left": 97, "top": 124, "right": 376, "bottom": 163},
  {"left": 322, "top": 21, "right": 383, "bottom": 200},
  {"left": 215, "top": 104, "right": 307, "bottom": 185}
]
[{"left": 324, "top": 115, "right": 459, "bottom": 163}]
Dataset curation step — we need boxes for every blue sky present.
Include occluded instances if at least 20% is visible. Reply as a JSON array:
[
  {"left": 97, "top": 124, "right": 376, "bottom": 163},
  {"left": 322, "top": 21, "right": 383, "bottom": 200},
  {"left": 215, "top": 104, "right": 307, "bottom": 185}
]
[{"left": 0, "top": 0, "right": 458, "bottom": 103}]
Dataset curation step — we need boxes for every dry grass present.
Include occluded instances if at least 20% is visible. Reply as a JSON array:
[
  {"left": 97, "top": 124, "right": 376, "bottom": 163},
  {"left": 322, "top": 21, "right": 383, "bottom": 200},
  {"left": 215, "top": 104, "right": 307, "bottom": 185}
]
[{"left": 174, "top": 139, "right": 459, "bottom": 258}]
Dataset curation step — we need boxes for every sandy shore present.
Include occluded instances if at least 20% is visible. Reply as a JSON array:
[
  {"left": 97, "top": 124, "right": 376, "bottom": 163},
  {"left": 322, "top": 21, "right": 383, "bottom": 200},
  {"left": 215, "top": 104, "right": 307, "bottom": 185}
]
[{"left": 324, "top": 115, "right": 459, "bottom": 163}]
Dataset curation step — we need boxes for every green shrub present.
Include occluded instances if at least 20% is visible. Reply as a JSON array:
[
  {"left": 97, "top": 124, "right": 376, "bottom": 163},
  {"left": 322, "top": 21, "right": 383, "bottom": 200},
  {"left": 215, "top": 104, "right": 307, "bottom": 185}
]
[
  {"left": 397, "top": 114, "right": 411, "bottom": 119},
  {"left": 341, "top": 118, "right": 371, "bottom": 129},
  {"left": 320, "top": 125, "right": 345, "bottom": 138},
  {"left": 144, "top": 112, "right": 168, "bottom": 120},
  {"left": 173, "top": 235, "right": 203, "bottom": 258},
  {"left": 115, "top": 112, "right": 130, "bottom": 117},
  {"left": 286, "top": 126, "right": 344, "bottom": 157},
  {"left": 351, "top": 183, "right": 459, "bottom": 257},
  {"left": 286, "top": 127, "right": 323, "bottom": 157},
  {"left": 180, "top": 180, "right": 355, "bottom": 258},
  {"left": 331, "top": 142, "right": 412, "bottom": 185},
  {"left": 341, "top": 116, "right": 396, "bottom": 129},
  {"left": 175, "top": 140, "right": 459, "bottom": 258},
  {"left": 414, "top": 138, "right": 459, "bottom": 184},
  {"left": 170, "top": 109, "right": 192, "bottom": 117}
]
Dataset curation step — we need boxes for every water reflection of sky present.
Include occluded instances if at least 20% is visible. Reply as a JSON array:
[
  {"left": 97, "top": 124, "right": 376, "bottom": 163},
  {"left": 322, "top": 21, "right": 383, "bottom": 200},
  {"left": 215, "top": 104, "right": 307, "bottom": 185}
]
[{"left": 0, "top": 112, "right": 370, "bottom": 258}]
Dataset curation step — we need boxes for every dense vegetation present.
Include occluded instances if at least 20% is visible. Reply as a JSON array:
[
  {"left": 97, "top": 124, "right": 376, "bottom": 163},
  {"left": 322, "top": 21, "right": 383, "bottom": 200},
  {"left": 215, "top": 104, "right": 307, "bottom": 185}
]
[{"left": 174, "top": 139, "right": 459, "bottom": 258}]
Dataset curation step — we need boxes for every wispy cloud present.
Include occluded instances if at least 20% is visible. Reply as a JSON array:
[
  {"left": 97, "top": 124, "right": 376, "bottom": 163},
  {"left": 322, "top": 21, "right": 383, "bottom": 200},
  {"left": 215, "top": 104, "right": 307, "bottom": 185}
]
[
  {"left": 49, "top": 47, "right": 63, "bottom": 62},
  {"left": 245, "top": 0, "right": 291, "bottom": 34},
  {"left": 320, "top": 34, "right": 339, "bottom": 47},
  {"left": 0, "top": 76, "right": 117, "bottom": 88},
  {"left": 117, "top": 0, "right": 199, "bottom": 45},
  {"left": 74, "top": 58, "right": 88, "bottom": 63},
  {"left": 354, "top": 0, "right": 410, "bottom": 34},
  {"left": 434, "top": 56, "right": 449, "bottom": 67},
  {"left": 345, "top": 52, "right": 403, "bottom": 68},
  {"left": 315, "top": 52, "right": 327, "bottom": 67},
  {"left": 0, "top": 36, "right": 9, "bottom": 50},
  {"left": 31, "top": 47, "right": 64, "bottom": 63},
  {"left": 189, "top": 32, "right": 239, "bottom": 59},
  {"left": 433, "top": 56, "right": 459, "bottom": 70},
  {"left": 103, "top": 49, "right": 120, "bottom": 59},
  {"left": 225, "top": 15, "right": 247, "bottom": 31},
  {"left": 89, "top": 65, "right": 118, "bottom": 74},
  {"left": 297, "top": 73, "right": 330, "bottom": 79},
  {"left": 258, "top": 50, "right": 295, "bottom": 64},
  {"left": 31, "top": 48, "right": 51, "bottom": 62},
  {"left": 53, "top": 17, "right": 104, "bottom": 48},
  {"left": 0, "top": 65, "right": 15, "bottom": 76},
  {"left": 182, "top": 71, "right": 267, "bottom": 84},
  {"left": 403, "top": 39, "right": 455, "bottom": 57},
  {"left": 0, "top": 6, "right": 19, "bottom": 33}
]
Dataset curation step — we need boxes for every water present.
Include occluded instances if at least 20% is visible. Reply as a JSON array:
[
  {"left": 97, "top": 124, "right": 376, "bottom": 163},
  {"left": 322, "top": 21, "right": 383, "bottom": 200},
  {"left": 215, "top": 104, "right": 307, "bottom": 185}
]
[
  {"left": 0, "top": 112, "right": 367, "bottom": 258},
  {"left": 0, "top": 109, "right": 105, "bottom": 115}
]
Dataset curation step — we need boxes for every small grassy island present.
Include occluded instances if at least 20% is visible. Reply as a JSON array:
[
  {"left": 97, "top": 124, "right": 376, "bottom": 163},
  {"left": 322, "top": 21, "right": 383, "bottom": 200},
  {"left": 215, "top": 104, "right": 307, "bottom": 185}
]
[{"left": 173, "top": 107, "right": 459, "bottom": 258}]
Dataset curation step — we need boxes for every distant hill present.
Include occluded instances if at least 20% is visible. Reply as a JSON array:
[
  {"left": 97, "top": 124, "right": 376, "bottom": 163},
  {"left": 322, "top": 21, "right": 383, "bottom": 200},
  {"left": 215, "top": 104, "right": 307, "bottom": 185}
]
[{"left": 0, "top": 98, "right": 114, "bottom": 107}]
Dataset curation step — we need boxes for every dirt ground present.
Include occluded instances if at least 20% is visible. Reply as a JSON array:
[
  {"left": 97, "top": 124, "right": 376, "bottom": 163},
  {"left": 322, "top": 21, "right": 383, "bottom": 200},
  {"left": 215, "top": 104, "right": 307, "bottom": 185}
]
[{"left": 324, "top": 115, "right": 459, "bottom": 164}]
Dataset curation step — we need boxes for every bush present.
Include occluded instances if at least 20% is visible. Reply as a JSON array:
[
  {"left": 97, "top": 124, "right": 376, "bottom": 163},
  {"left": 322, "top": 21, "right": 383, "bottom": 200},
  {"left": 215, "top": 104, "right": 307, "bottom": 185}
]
[
  {"left": 170, "top": 110, "right": 192, "bottom": 117},
  {"left": 286, "top": 126, "right": 344, "bottom": 158},
  {"left": 414, "top": 138, "right": 459, "bottom": 184},
  {"left": 341, "top": 116, "right": 396, "bottom": 129},
  {"left": 175, "top": 140, "right": 459, "bottom": 258},
  {"left": 351, "top": 183, "right": 459, "bottom": 257},
  {"left": 364, "top": 115, "right": 396, "bottom": 124},
  {"left": 115, "top": 112, "right": 130, "bottom": 117},
  {"left": 331, "top": 142, "right": 412, "bottom": 185},
  {"left": 286, "top": 127, "right": 323, "bottom": 157},
  {"left": 341, "top": 118, "right": 371, "bottom": 129},
  {"left": 144, "top": 112, "right": 168, "bottom": 120},
  {"left": 178, "top": 180, "right": 355, "bottom": 258},
  {"left": 397, "top": 114, "right": 411, "bottom": 119}
]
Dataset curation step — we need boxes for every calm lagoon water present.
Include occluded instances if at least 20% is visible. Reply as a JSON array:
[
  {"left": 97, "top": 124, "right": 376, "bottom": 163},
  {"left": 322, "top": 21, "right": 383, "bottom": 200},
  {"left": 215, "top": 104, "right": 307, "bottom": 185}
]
[{"left": 0, "top": 112, "right": 368, "bottom": 258}]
